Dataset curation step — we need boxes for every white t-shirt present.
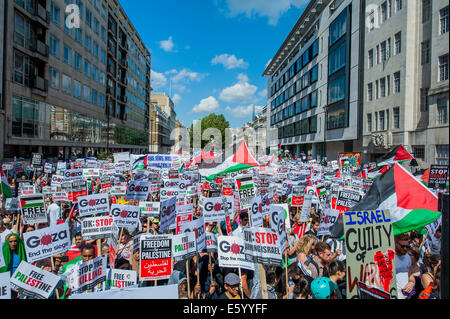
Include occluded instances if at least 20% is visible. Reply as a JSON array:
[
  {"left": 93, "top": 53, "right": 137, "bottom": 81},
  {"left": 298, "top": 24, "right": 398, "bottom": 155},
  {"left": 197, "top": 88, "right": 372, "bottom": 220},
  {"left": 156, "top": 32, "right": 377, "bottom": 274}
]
[{"left": 47, "top": 203, "right": 61, "bottom": 226}]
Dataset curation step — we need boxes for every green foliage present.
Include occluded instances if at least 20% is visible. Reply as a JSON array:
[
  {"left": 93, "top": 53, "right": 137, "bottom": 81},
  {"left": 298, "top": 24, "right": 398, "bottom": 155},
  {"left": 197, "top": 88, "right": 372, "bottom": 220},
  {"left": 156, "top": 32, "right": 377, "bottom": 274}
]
[
  {"left": 189, "top": 113, "right": 230, "bottom": 150},
  {"left": 97, "top": 151, "right": 114, "bottom": 161}
]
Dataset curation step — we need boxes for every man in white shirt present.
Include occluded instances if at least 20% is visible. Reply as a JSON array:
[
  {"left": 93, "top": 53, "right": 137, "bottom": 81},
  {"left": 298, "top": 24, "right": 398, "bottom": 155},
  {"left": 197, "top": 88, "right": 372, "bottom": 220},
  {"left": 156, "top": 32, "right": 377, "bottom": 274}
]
[{"left": 47, "top": 197, "right": 61, "bottom": 226}]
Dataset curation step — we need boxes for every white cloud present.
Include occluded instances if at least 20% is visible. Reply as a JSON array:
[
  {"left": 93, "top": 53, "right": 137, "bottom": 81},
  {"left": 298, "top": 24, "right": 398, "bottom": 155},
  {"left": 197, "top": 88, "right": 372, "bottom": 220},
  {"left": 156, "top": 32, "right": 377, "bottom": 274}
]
[
  {"left": 225, "top": 104, "right": 264, "bottom": 118},
  {"left": 151, "top": 70, "right": 167, "bottom": 89},
  {"left": 224, "top": 0, "right": 308, "bottom": 26},
  {"left": 193, "top": 96, "right": 220, "bottom": 113},
  {"left": 171, "top": 68, "right": 205, "bottom": 84},
  {"left": 172, "top": 93, "right": 182, "bottom": 105},
  {"left": 258, "top": 88, "right": 268, "bottom": 99},
  {"left": 211, "top": 53, "right": 249, "bottom": 70},
  {"left": 219, "top": 73, "right": 258, "bottom": 104},
  {"left": 164, "top": 69, "right": 178, "bottom": 75},
  {"left": 159, "top": 36, "right": 175, "bottom": 52}
]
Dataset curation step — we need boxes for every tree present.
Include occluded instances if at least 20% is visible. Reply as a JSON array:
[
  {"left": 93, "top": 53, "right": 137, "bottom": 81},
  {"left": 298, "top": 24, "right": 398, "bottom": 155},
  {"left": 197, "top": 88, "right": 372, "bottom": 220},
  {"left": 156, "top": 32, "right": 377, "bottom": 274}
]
[{"left": 189, "top": 113, "right": 230, "bottom": 150}]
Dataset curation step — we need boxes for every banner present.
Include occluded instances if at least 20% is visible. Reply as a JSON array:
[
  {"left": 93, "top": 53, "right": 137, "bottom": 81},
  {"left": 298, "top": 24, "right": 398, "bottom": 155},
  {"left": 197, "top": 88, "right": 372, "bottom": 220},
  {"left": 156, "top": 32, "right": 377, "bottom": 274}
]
[
  {"left": 78, "top": 193, "right": 110, "bottom": 217},
  {"left": 139, "top": 201, "right": 160, "bottom": 218},
  {"left": 429, "top": 165, "right": 448, "bottom": 189},
  {"left": 317, "top": 209, "right": 340, "bottom": 237},
  {"left": 104, "top": 269, "right": 137, "bottom": 290},
  {"left": 23, "top": 223, "right": 71, "bottom": 263},
  {"left": 249, "top": 196, "right": 264, "bottom": 227},
  {"left": 126, "top": 181, "right": 151, "bottom": 201},
  {"left": 110, "top": 204, "right": 141, "bottom": 228},
  {"left": 243, "top": 227, "right": 282, "bottom": 266},
  {"left": 81, "top": 216, "right": 118, "bottom": 241},
  {"left": 202, "top": 196, "right": 233, "bottom": 223},
  {"left": 146, "top": 154, "right": 179, "bottom": 169},
  {"left": 68, "top": 256, "right": 107, "bottom": 294},
  {"left": 343, "top": 209, "right": 397, "bottom": 299},
  {"left": 206, "top": 232, "right": 218, "bottom": 252},
  {"left": 140, "top": 234, "right": 173, "bottom": 281},
  {"left": 20, "top": 195, "right": 47, "bottom": 225},
  {"left": 181, "top": 217, "right": 206, "bottom": 252},
  {"left": 160, "top": 197, "right": 177, "bottom": 232},
  {"left": 217, "top": 236, "right": 254, "bottom": 271},
  {"left": 172, "top": 232, "right": 196, "bottom": 262},
  {"left": 11, "top": 261, "right": 60, "bottom": 299},
  {"left": 0, "top": 273, "right": 10, "bottom": 299},
  {"left": 299, "top": 195, "right": 313, "bottom": 222},
  {"left": 235, "top": 175, "right": 257, "bottom": 210}
]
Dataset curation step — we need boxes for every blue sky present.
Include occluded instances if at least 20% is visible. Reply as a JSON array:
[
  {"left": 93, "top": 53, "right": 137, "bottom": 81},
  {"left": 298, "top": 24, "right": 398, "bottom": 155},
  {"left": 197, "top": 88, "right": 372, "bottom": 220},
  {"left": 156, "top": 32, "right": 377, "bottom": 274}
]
[{"left": 120, "top": 0, "right": 309, "bottom": 129}]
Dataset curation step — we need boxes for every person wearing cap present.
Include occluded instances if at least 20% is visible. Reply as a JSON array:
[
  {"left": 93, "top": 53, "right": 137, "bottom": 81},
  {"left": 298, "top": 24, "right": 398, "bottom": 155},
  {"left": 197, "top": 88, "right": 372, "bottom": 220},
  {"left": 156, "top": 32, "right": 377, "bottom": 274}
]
[
  {"left": 310, "top": 277, "right": 339, "bottom": 299},
  {"left": 218, "top": 273, "right": 242, "bottom": 299},
  {"left": 150, "top": 218, "right": 160, "bottom": 235}
]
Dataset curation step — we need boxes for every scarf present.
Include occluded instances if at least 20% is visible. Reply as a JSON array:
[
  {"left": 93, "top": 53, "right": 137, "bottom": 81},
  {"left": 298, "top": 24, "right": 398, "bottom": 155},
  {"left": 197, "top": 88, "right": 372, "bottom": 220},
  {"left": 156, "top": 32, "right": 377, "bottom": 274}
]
[{"left": 0, "top": 233, "right": 27, "bottom": 273}]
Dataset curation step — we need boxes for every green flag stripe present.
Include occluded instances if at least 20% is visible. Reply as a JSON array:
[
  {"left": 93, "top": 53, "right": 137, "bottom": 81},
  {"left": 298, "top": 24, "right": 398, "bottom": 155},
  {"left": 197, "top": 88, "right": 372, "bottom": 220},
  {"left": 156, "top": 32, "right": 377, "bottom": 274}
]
[{"left": 392, "top": 209, "right": 441, "bottom": 236}]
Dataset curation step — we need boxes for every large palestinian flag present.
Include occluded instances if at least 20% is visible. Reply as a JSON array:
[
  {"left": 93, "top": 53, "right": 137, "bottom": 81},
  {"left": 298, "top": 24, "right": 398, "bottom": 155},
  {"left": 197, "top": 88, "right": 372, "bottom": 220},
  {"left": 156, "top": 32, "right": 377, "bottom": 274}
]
[
  {"left": 376, "top": 145, "right": 414, "bottom": 167},
  {"left": 199, "top": 141, "right": 259, "bottom": 181},
  {"left": 331, "top": 163, "right": 441, "bottom": 237},
  {"left": 131, "top": 155, "right": 148, "bottom": 171}
]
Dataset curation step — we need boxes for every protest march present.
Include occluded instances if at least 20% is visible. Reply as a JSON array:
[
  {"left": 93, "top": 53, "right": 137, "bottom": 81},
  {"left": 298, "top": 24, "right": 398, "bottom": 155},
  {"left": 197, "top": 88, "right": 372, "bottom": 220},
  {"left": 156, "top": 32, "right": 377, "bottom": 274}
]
[{"left": 0, "top": 142, "right": 448, "bottom": 300}]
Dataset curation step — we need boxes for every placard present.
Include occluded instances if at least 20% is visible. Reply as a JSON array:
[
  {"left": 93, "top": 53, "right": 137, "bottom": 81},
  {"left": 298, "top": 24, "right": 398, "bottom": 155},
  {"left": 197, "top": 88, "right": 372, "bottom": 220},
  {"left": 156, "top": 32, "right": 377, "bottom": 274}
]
[
  {"left": 110, "top": 204, "right": 141, "bottom": 228},
  {"left": 139, "top": 201, "right": 160, "bottom": 218},
  {"left": 81, "top": 216, "right": 117, "bottom": 241},
  {"left": 23, "top": 223, "right": 71, "bottom": 263},
  {"left": 20, "top": 195, "right": 47, "bottom": 225},
  {"left": 160, "top": 197, "right": 177, "bottom": 232},
  {"left": 0, "top": 273, "right": 10, "bottom": 299},
  {"left": 10, "top": 261, "right": 60, "bottom": 299},
  {"left": 249, "top": 196, "right": 264, "bottom": 227},
  {"left": 126, "top": 181, "right": 151, "bottom": 201},
  {"left": 235, "top": 175, "right": 257, "bottom": 210},
  {"left": 243, "top": 227, "right": 282, "bottom": 266},
  {"left": 299, "top": 195, "right": 313, "bottom": 222},
  {"left": 202, "top": 196, "right": 233, "bottom": 223},
  {"left": 217, "top": 236, "right": 254, "bottom": 271},
  {"left": 429, "top": 165, "right": 449, "bottom": 189},
  {"left": 336, "top": 189, "right": 363, "bottom": 212},
  {"left": 181, "top": 217, "right": 206, "bottom": 252},
  {"left": 78, "top": 193, "right": 110, "bottom": 217},
  {"left": 343, "top": 209, "right": 396, "bottom": 299},
  {"left": 140, "top": 234, "right": 173, "bottom": 281},
  {"left": 317, "top": 209, "right": 340, "bottom": 237},
  {"left": 31, "top": 153, "right": 43, "bottom": 168},
  {"left": 104, "top": 269, "right": 137, "bottom": 290},
  {"left": 68, "top": 256, "right": 107, "bottom": 294},
  {"left": 172, "top": 232, "right": 196, "bottom": 262},
  {"left": 176, "top": 212, "right": 193, "bottom": 235},
  {"left": 206, "top": 232, "right": 218, "bottom": 252}
]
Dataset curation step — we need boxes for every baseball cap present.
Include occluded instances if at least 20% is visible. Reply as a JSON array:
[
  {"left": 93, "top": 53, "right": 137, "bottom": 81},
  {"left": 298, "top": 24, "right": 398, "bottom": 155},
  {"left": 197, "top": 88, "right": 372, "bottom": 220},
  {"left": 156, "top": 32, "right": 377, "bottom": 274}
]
[
  {"left": 151, "top": 218, "right": 160, "bottom": 224},
  {"left": 224, "top": 273, "right": 240, "bottom": 286}
]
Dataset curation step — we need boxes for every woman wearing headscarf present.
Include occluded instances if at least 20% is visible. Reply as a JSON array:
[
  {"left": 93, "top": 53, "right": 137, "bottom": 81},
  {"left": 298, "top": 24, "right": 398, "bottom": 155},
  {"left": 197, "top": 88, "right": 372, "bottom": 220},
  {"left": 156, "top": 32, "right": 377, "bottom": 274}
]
[{"left": 0, "top": 233, "right": 27, "bottom": 275}]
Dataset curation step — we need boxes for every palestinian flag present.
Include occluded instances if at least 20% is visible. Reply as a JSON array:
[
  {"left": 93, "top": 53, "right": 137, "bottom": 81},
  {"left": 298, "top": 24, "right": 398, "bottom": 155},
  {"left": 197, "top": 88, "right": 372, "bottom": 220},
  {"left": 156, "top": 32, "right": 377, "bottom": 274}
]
[
  {"left": 131, "top": 155, "right": 148, "bottom": 171},
  {"left": 367, "top": 165, "right": 390, "bottom": 180},
  {"left": 420, "top": 168, "right": 449, "bottom": 189},
  {"left": 235, "top": 175, "right": 254, "bottom": 191},
  {"left": 330, "top": 163, "right": 441, "bottom": 238},
  {"left": 199, "top": 141, "right": 259, "bottom": 181},
  {"left": 376, "top": 145, "right": 414, "bottom": 167},
  {"left": 20, "top": 195, "right": 44, "bottom": 209},
  {"left": 1, "top": 168, "right": 12, "bottom": 198}
]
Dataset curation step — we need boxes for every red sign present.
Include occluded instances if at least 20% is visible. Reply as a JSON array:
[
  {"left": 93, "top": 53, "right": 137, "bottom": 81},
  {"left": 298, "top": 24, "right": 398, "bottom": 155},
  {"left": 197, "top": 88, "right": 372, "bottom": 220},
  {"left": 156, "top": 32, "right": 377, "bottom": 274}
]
[
  {"left": 176, "top": 212, "right": 193, "bottom": 235},
  {"left": 291, "top": 196, "right": 304, "bottom": 207},
  {"left": 223, "top": 188, "right": 233, "bottom": 196},
  {"left": 215, "top": 178, "right": 223, "bottom": 184}
]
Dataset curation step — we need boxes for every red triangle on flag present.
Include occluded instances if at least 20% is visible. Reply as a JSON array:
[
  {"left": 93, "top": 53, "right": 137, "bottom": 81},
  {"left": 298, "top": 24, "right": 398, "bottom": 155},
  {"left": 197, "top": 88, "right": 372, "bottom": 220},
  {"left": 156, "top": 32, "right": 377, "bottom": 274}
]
[
  {"left": 232, "top": 141, "right": 259, "bottom": 166},
  {"left": 394, "top": 164, "right": 438, "bottom": 211},
  {"left": 393, "top": 145, "right": 414, "bottom": 161}
]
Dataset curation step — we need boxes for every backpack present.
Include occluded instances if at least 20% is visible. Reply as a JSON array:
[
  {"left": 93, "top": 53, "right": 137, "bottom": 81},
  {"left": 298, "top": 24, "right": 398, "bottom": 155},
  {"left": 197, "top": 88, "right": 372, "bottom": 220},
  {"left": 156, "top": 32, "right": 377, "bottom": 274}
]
[{"left": 304, "top": 258, "right": 320, "bottom": 277}]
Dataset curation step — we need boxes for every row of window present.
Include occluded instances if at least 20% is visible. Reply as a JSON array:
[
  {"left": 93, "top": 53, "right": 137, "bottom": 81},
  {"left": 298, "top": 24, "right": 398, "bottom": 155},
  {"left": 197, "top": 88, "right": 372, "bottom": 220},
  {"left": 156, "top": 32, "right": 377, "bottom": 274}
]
[
  {"left": 49, "top": 68, "right": 105, "bottom": 108},
  {"left": 412, "top": 145, "right": 449, "bottom": 165},
  {"left": 271, "top": 91, "right": 318, "bottom": 125},
  {"left": 367, "top": 71, "right": 401, "bottom": 101},
  {"left": 368, "top": 32, "right": 401, "bottom": 68},
  {"left": 270, "top": 39, "right": 319, "bottom": 97},
  {"left": 367, "top": 0, "right": 403, "bottom": 32},
  {"left": 271, "top": 65, "right": 318, "bottom": 110},
  {"left": 367, "top": 108, "right": 399, "bottom": 132},
  {"left": 277, "top": 116, "right": 318, "bottom": 139}
]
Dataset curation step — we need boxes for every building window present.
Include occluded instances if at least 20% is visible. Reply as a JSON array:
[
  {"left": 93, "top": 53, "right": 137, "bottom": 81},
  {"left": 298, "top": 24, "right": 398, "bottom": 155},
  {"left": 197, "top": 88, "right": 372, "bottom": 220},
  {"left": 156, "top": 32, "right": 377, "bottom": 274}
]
[
  {"left": 380, "top": 77, "right": 386, "bottom": 97},
  {"left": 413, "top": 146, "right": 425, "bottom": 161},
  {"left": 367, "top": 113, "right": 372, "bottom": 132},
  {"left": 93, "top": 17, "right": 100, "bottom": 35},
  {"left": 11, "top": 96, "right": 45, "bottom": 139},
  {"left": 436, "top": 145, "right": 449, "bottom": 165},
  {"left": 92, "top": 66, "right": 99, "bottom": 82},
  {"left": 92, "top": 89, "right": 98, "bottom": 105},
  {"left": 309, "top": 116, "right": 317, "bottom": 133},
  {"left": 63, "top": 45, "right": 72, "bottom": 65},
  {"left": 85, "top": 34, "right": 92, "bottom": 52},
  {"left": 368, "top": 49, "right": 374, "bottom": 68},
  {"left": 329, "top": 43, "right": 346, "bottom": 75},
  {"left": 83, "top": 85, "right": 91, "bottom": 102},
  {"left": 50, "top": 1, "right": 60, "bottom": 26},
  {"left": 421, "top": 40, "right": 430, "bottom": 64},
  {"left": 301, "top": 96, "right": 309, "bottom": 112},
  {"left": 440, "top": 7, "right": 449, "bottom": 34},
  {"left": 84, "top": 59, "right": 91, "bottom": 78},
  {"left": 394, "top": 71, "right": 401, "bottom": 93},
  {"left": 310, "top": 65, "right": 318, "bottom": 83},
  {"left": 393, "top": 107, "right": 400, "bottom": 128},
  {"left": 62, "top": 74, "right": 71, "bottom": 94},
  {"left": 49, "top": 68, "right": 59, "bottom": 89},
  {"left": 100, "top": 48, "right": 106, "bottom": 64},
  {"left": 74, "top": 52, "right": 82, "bottom": 71},
  {"left": 85, "top": 8, "right": 92, "bottom": 28},
  {"left": 422, "top": 0, "right": 431, "bottom": 23},
  {"left": 437, "top": 98, "right": 448, "bottom": 124},
  {"left": 368, "top": 83, "right": 373, "bottom": 101},
  {"left": 310, "top": 91, "right": 318, "bottom": 108},
  {"left": 50, "top": 35, "right": 60, "bottom": 58},
  {"left": 327, "top": 105, "right": 346, "bottom": 130},
  {"left": 328, "top": 76, "right": 345, "bottom": 105},
  {"left": 381, "top": 2, "right": 388, "bottom": 23},
  {"left": 379, "top": 110, "right": 385, "bottom": 130},
  {"left": 74, "top": 80, "right": 82, "bottom": 99},
  {"left": 75, "top": 28, "right": 82, "bottom": 44},
  {"left": 394, "top": 32, "right": 401, "bottom": 55},
  {"left": 439, "top": 54, "right": 449, "bottom": 81},
  {"left": 64, "top": 13, "right": 72, "bottom": 36},
  {"left": 380, "top": 41, "right": 387, "bottom": 62},
  {"left": 99, "top": 93, "right": 105, "bottom": 108},
  {"left": 14, "top": 12, "right": 30, "bottom": 48},
  {"left": 329, "top": 9, "right": 347, "bottom": 46},
  {"left": 13, "top": 51, "right": 30, "bottom": 86},
  {"left": 395, "top": 0, "right": 402, "bottom": 12},
  {"left": 386, "top": 109, "right": 390, "bottom": 129},
  {"left": 93, "top": 41, "right": 99, "bottom": 58}
]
